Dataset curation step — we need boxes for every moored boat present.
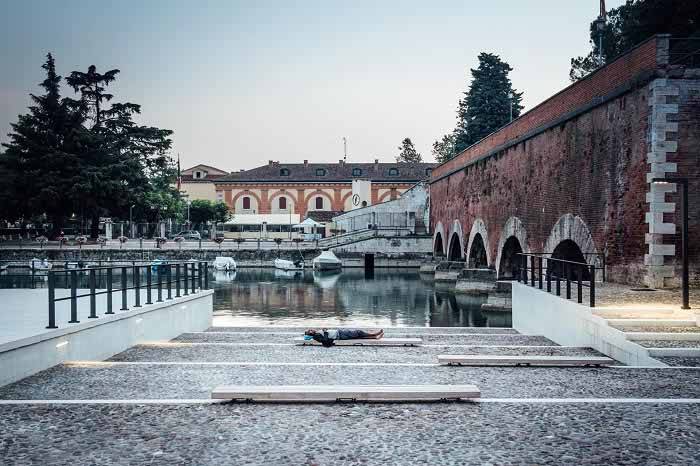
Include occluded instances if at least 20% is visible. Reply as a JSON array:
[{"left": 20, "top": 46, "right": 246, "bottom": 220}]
[
  {"left": 213, "top": 256, "right": 237, "bottom": 271},
  {"left": 274, "top": 258, "right": 304, "bottom": 271},
  {"left": 312, "top": 250, "right": 342, "bottom": 271},
  {"left": 29, "top": 258, "right": 52, "bottom": 271}
]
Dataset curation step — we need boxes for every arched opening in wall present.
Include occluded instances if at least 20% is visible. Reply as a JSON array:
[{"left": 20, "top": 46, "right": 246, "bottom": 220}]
[
  {"left": 434, "top": 232, "right": 444, "bottom": 257},
  {"left": 498, "top": 236, "right": 522, "bottom": 279},
  {"left": 468, "top": 233, "right": 488, "bottom": 268},
  {"left": 447, "top": 233, "right": 463, "bottom": 261},
  {"left": 242, "top": 196, "right": 251, "bottom": 210},
  {"left": 551, "top": 239, "right": 590, "bottom": 281}
]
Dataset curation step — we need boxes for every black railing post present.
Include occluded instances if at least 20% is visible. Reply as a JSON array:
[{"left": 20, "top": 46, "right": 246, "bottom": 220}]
[
  {"left": 69, "top": 270, "right": 79, "bottom": 323},
  {"left": 106, "top": 268, "right": 114, "bottom": 314},
  {"left": 530, "top": 256, "right": 535, "bottom": 287},
  {"left": 167, "top": 264, "right": 173, "bottom": 300},
  {"left": 590, "top": 264, "right": 596, "bottom": 308},
  {"left": 146, "top": 266, "right": 153, "bottom": 305},
  {"left": 546, "top": 258, "right": 551, "bottom": 293},
  {"left": 176, "top": 263, "right": 181, "bottom": 297},
  {"left": 538, "top": 256, "right": 543, "bottom": 290},
  {"left": 157, "top": 265, "right": 163, "bottom": 302},
  {"left": 522, "top": 255, "right": 528, "bottom": 283},
  {"left": 191, "top": 263, "right": 196, "bottom": 294},
  {"left": 565, "top": 263, "right": 571, "bottom": 300},
  {"left": 555, "top": 268, "right": 561, "bottom": 296},
  {"left": 134, "top": 265, "right": 141, "bottom": 308},
  {"left": 89, "top": 268, "right": 98, "bottom": 318},
  {"left": 46, "top": 271, "right": 57, "bottom": 329},
  {"left": 198, "top": 262, "right": 204, "bottom": 290},
  {"left": 204, "top": 262, "right": 209, "bottom": 289},
  {"left": 577, "top": 266, "right": 583, "bottom": 304},
  {"left": 183, "top": 263, "right": 189, "bottom": 296},
  {"left": 121, "top": 267, "right": 128, "bottom": 310}
]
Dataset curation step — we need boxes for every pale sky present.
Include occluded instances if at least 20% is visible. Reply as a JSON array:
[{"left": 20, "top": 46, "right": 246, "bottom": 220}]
[{"left": 0, "top": 1, "right": 626, "bottom": 171}]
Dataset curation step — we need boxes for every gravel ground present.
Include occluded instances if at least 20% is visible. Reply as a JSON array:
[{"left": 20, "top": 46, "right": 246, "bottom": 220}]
[
  {"left": 204, "top": 326, "right": 519, "bottom": 334},
  {"left": 108, "top": 344, "right": 603, "bottom": 364},
  {"left": 1, "top": 403, "right": 699, "bottom": 466},
  {"left": 615, "top": 326, "right": 700, "bottom": 333},
  {"left": 1, "top": 365, "right": 697, "bottom": 400},
  {"left": 173, "top": 332, "right": 555, "bottom": 346},
  {"left": 635, "top": 340, "right": 700, "bottom": 348},
  {"left": 656, "top": 357, "right": 700, "bottom": 367}
]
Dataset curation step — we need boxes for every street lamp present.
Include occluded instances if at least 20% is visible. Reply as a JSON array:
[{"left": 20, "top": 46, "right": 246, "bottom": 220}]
[
  {"left": 651, "top": 177, "right": 690, "bottom": 309},
  {"left": 186, "top": 199, "right": 192, "bottom": 228}
]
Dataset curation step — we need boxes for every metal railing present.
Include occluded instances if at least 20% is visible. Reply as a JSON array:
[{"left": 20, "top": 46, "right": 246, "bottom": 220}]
[
  {"left": 516, "top": 254, "right": 596, "bottom": 307},
  {"left": 670, "top": 37, "right": 700, "bottom": 67},
  {"left": 46, "top": 261, "right": 209, "bottom": 329}
]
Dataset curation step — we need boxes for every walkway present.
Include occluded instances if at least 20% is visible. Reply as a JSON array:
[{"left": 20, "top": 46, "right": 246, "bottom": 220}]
[{"left": 1, "top": 326, "right": 700, "bottom": 464}]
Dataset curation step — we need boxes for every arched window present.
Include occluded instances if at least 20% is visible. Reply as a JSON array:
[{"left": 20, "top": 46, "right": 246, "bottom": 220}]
[
  {"left": 279, "top": 197, "right": 287, "bottom": 210},
  {"left": 242, "top": 196, "right": 251, "bottom": 210},
  {"left": 315, "top": 196, "right": 323, "bottom": 209}
]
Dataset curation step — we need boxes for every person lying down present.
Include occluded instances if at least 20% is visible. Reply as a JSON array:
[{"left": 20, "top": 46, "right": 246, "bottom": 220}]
[{"left": 304, "top": 328, "right": 384, "bottom": 347}]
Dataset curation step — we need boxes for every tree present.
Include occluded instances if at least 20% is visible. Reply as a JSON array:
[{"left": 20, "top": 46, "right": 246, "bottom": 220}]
[
  {"left": 187, "top": 200, "right": 230, "bottom": 228},
  {"left": 454, "top": 53, "right": 523, "bottom": 155},
  {"left": 570, "top": 0, "right": 700, "bottom": 81},
  {"left": 396, "top": 138, "right": 422, "bottom": 163},
  {"left": 431, "top": 134, "right": 456, "bottom": 164},
  {"left": 66, "top": 65, "right": 174, "bottom": 237},
  {"left": 0, "top": 54, "right": 84, "bottom": 236},
  {"left": 213, "top": 202, "right": 230, "bottom": 224}
]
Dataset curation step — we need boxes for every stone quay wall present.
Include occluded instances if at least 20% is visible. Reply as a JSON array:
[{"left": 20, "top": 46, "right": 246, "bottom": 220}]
[{"left": 430, "top": 35, "right": 700, "bottom": 288}]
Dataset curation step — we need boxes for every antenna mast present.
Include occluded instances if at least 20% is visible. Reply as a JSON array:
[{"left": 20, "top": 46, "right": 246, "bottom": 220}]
[{"left": 343, "top": 137, "right": 347, "bottom": 162}]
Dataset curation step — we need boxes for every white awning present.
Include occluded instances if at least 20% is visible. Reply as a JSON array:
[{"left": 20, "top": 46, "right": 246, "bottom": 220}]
[{"left": 293, "top": 218, "right": 322, "bottom": 228}]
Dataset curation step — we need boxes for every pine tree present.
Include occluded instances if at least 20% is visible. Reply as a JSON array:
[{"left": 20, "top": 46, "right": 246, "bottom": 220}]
[
  {"left": 396, "top": 138, "right": 423, "bottom": 163},
  {"left": 0, "top": 54, "right": 83, "bottom": 236},
  {"left": 453, "top": 53, "right": 523, "bottom": 155},
  {"left": 570, "top": 0, "right": 700, "bottom": 81},
  {"left": 431, "top": 134, "right": 456, "bottom": 164}
]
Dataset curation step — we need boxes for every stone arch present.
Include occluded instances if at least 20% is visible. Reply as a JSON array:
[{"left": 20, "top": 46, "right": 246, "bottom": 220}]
[
  {"left": 304, "top": 190, "right": 335, "bottom": 211},
  {"left": 341, "top": 191, "right": 353, "bottom": 210},
  {"left": 433, "top": 222, "right": 446, "bottom": 257},
  {"left": 466, "top": 218, "right": 491, "bottom": 268},
  {"left": 495, "top": 217, "right": 529, "bottom": 279},
  {"left": 231, "top": 190, "right": 262, "bottom": 213},
  {"left": 447, "top": 220, "right": 465, "bottom": 261},
  {"left": 544, "top": 214, "right": 598, "bottom": 280},
  {"left": 378, "top": 191, "right": 393, "bottom": 203}
]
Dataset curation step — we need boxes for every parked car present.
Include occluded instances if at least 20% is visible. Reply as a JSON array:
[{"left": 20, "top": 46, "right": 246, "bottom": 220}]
[{"left": 174, "top": 230, "right": 201, "bottom": 240}]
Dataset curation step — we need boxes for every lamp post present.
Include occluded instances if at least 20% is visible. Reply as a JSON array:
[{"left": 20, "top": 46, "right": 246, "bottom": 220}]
[
  {"left": 186, "top": 199, "right": 192, "bottom": 229},
  {"left": 652, "top": 178, "right": 689, "bottom": 309},
  {"left": 129, "top": 204, "right": 135, "bottom": 239}
]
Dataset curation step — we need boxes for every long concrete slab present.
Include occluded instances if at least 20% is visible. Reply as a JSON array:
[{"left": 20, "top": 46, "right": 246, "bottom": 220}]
[
  {"left": 437, "top": 355, "right": 615, "bottom": 367},
  {"left": 294, "top": 337, "right": 422, "bottom": 347},
  {"left": 211, "top": 384, "right": 480, "bottom": 402}
]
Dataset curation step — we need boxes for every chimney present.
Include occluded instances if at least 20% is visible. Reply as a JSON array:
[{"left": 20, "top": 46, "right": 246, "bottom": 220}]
[
  {"left": 339, "top": 159, "right": 344, "bottom": 165},
  {"left": 304, "top": 160, "right": 308, "bottom": 166},
  {"left": 268, "top": 160, "right": 273, "bottom": 166},
  {"left": 374, "top": 159, "right": 379, "bottom": 164}
]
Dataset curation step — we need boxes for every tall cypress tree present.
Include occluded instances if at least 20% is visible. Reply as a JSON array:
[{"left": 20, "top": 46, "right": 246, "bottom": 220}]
[
  {"left": 453, "top": 53, "right": 523, "bottom": 154},
  {"left": 396, "top": 138, "right": 423, "bottom": 163},
  {"left": 1, "top": 54, "right": 83, "bottom": 235}
]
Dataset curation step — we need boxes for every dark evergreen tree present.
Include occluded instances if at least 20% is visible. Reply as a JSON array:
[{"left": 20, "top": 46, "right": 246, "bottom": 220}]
[
  {"left": 66, "top": 65, "right": 174, "bottom": 237},
  {"left": 431, "top": 134, "right": 456, "bottom": 164},
  {"left": 0, "top": 54, "right": 83, "bottom": 236},
  {"left": 570, "top": 0, "right": 700, "bottom": 81},
  {"left": 396, "top": 138, "right": 423, "bottom": 163},
  {"left": 453, "top": 53, "right": 523, "bottom": 154}
]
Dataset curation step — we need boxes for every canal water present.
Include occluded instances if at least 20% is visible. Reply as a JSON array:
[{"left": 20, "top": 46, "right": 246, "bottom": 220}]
[{"left": 0, "top": 267, "right": 510, "bottom": 328}]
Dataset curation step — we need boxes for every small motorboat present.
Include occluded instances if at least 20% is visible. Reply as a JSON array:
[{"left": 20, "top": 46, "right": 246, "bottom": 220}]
[
  {"left": 150, "top": 259, "right": 168, "bottom": 273},
  {"left": 213, "top": 256, "right": 237, "bottom": 271},
  {"left": 274, "top": 258, "right": 304, "bottom": 271},
  {"left": 29, "top": 258, "right": 52, "bottom": 271},
  {"left": 312, "top": 250, "right": 342, "bottom": 271}
]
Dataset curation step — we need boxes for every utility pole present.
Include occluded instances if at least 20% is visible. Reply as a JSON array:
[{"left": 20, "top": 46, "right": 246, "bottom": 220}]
[
  {"left": 597, "top": 0, "right": 607, "bottom": 66},
  {"left": 343, "top": 137, "right": 348, "bottom": 162}
]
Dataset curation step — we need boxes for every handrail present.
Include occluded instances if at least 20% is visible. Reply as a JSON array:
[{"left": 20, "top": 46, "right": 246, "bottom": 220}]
[
  {"left": 516, "top": 253, "right": 596, "bottom": 307},
  {"left": 46, "top": 261, "right": 209, "bottom": 329}
]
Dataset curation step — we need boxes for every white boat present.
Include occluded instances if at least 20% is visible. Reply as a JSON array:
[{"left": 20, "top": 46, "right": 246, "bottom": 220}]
[
  {"left": 274, "top": 258, "right": 304, "bottom": 271},
  {"left": 213, "top": 270, "right": 237, "bottom": 281},
  {"left": 312, "top": 250, "right": 342, "bottom": 271},
  {"left": 213, "top": 256, "right": 237, "bottom": 271},
  {"left": 29, "top": 258, "right": 52, "bottom": 271}
]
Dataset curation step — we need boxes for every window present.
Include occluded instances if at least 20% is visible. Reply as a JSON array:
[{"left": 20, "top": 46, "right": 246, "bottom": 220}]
[
  {"left": 315, "top": 168, "right": 326, "bottom": 176},
  {"left": 195, "top": 171, "right": 202, "bottom": 179},
  {"left": 352, "top": 168, "right": 362, "bottom": 177},
  {"left": 315, "top": 196, "right": 323, "bottom": 209},
  {"left": 242, "top": 196, "right": 251, "bottom": 210},
  {"left": 280, "top": 168, "right": 290, "bottom": 176},
  {"left": 425, "top": 168, "right": 432, "bottom": 177},
  {"left": 279, "top": 197, "right": 287, "bottom": 210},
  {"left": 216, "top": 192, "right": 223, "bottom": 200},
  {"left": 388, "top": 168, "right": 399, "bottom": 176}
]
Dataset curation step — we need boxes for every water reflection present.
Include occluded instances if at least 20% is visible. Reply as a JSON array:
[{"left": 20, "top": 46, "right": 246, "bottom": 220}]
[{"left": 212, "top": 268, "right": 511, "bottom": 328}]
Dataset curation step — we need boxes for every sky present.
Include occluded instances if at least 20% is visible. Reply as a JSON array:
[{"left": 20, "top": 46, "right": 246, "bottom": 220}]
[{"left": 0, "top": 0, "right": 626, "bottom": 171}]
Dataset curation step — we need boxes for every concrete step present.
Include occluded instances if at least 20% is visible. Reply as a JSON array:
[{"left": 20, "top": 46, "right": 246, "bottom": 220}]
[
  {"left": 211, "top": 384, "right": 481, "bottom": 402},
  {"left": 108, "top": 343, "right": 603, "bottom": 364},
  {"left": 438, "top": 355, "right": 616, "bottom": 367},
  {"left": 606, "top": 319, "right": 697, "bottom": 328},
  {"left": 636, "top": 340, "right": 700, "bottom": 349},
  {"left": 647, "top": 348, "right": 700, "bottom": 357},
  {"left": 594, "top": 308, "right": 687, "bottom": 319},
  {"left": 294, "top": 337, "right": 421, "bottom": 347},
  {"left": 625, "top": 331, "right": 700, "bottom": 341}
]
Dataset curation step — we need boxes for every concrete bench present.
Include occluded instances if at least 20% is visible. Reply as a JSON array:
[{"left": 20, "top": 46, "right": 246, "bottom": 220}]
[
  {"left": 438, "top": 355, "right": 615, "bottom": 367},
  {"left": 294, "top": 337, "right": 422, "bottom": 347},
  {"left": 211, "top": 384, "right": 480, "bottom": 402}
]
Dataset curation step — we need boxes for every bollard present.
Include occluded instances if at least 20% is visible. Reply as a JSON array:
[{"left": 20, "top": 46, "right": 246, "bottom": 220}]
[
  {"left": 176, "top": 263, "right": 181, "bottom": 298},
  {"left": 183, "top": 263, "right": 189, "bottom": 296},
  {"left": 46, "top": 272, "right": 57, "bottom": 329},
  {"left": 146, "top": 266, "right": 153, "bottom": 305},
  {"left": 167, "top": 264, "right": 172, "bottom": 300},
  {"left": 106, "top": 268, "right": 114, "bottom": 314},
  {"left": 121, "top": 267, "right": 128, "bottom": 310},
  {"left": 134, "top": 265, "right": 141, "bottom": 308},
  {"left": 157, "top": 264, "right": 163, "bottom": 302},
  {"left": 69, "top": 270, "right": 79, "bottom": 323},
  {"left": 89, "top": 268, "right": 98, "bottom": 318}
]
